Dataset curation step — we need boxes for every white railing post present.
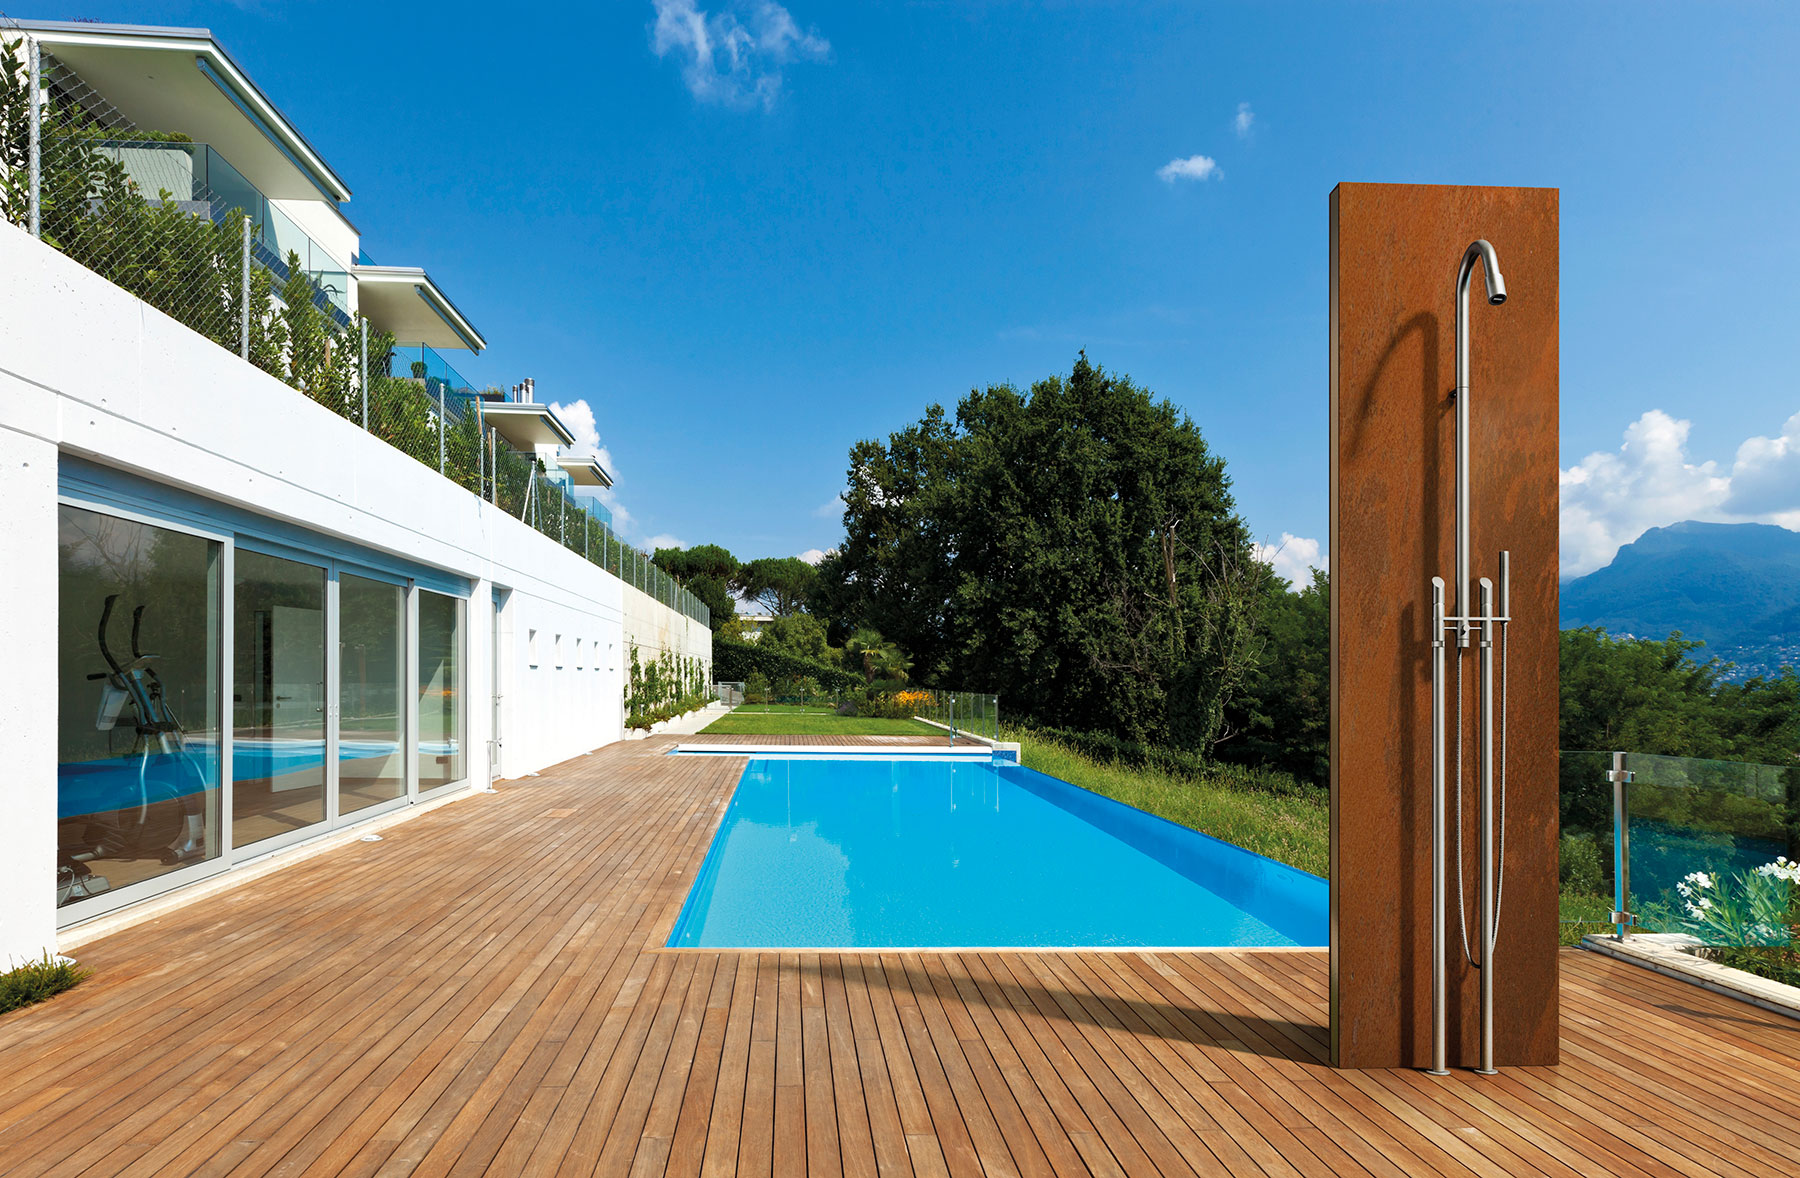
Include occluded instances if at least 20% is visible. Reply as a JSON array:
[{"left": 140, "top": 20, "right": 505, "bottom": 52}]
[
  {"left": 240, "top": 214, "right": 252, "bottom": 359},
  {"left": 27, "top": 36, "right": 41, "bottom": 239},
  {"left": 359, "top": 318, "right": 368, "bottom": 427}
]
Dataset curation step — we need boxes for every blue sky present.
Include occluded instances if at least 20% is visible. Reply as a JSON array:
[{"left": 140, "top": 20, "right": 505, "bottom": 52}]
[{"left": 44, "top": 1, "right": 1800, "bottom": 582}]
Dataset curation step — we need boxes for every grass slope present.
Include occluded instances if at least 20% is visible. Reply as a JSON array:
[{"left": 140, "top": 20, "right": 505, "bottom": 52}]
[
  {"left": 1009, "top": 728, "right": 1329, "bottom": 878},
  {"left": 699, "top": 711, "right": 941, "bottom": 737}
]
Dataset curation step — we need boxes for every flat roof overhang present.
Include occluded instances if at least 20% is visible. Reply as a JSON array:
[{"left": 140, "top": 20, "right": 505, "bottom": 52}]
[
  {"left": 11, "top": 21, "right": 351, "bottom": 204},
  {"left": 557, "top": 455, "right": 614, "bottom": 488},
  {"left": 482, "top": 403, "right": 576, "bottom": 450},
  {"left": 354, "top": 265, "right": 486, "bottom": 352}
]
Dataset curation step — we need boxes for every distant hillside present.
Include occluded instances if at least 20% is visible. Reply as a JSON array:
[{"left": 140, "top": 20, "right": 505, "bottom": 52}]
[{"left": 1561, "top": 521, "right": 1800, "bottom": 677}]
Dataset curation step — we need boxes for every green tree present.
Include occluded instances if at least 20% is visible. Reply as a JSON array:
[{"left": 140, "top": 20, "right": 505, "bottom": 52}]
[
  {"left": 733, "top": 556, "right": 818, "bottom": 617},
  {"left": 757, "top": 613, "right": 837, "bottom": 665},
  {"left": 821, "top": 353, "right": 1256, "bottom": 749},
  {"left": 1226, "top": 568, "right": 1329, "bottom": 785},
  {"left": 654, "top": 543, "right": 741, "bottom": 631}
]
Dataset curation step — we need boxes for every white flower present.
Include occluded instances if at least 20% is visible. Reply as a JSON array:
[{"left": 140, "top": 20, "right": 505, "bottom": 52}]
[
  {"left": 1755, "top": 857, "right": 1800, "bottom": 884},
  {"left": 1683, "top": 871, "right": 1714, "bottom": 889}
]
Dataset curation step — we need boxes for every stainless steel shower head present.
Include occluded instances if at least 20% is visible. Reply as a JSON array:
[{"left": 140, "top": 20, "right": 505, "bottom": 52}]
[{"left": 1461, "top": 239, "right": 1506, "bottom": 305}]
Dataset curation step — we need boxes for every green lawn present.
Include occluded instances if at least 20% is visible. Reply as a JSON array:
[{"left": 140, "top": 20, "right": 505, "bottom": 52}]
[
  {"left": 699, "top": 710, "right": 942, "bottom": 736},
  {"left": 721, "top": 702, "right": 844, "bottom": 715}
]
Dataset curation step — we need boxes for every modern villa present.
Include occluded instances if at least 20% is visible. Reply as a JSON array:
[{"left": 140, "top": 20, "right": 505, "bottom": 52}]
[
  {"left": 0, "top": 19, "right": 711, "bottom": 967},
  {"left": 2, "top": 15, "right": 1797, "bottom": 1178}
]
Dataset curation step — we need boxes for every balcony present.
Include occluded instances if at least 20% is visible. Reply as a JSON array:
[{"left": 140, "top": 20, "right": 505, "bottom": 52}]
[{"left": 97, "top": 139, "right": 351, "bottom": 321}]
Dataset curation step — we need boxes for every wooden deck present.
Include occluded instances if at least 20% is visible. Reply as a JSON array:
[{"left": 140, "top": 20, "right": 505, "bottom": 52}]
[{"left": 3, "top": 735, "right": 1797, "bottom": 1177}]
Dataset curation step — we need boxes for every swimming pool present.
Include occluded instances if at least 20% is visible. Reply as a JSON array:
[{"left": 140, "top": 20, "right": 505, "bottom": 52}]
[{"left": 667, "top": 755, "right": 1326, "bottom": 949}]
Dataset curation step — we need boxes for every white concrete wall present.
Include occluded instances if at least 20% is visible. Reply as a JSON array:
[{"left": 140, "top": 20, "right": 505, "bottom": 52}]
[
  {"left": 0, "top": 423, "right": 60, "bottom": 970},
  {"left": 622, "top": 582, "right": 714, "bottom": 692},
  {"left": 0, "top": 221, "right": 700, "bottom": 965}
]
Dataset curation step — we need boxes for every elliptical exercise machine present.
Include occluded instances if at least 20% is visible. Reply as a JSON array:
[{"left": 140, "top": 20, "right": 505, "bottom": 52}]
[{"left": 58, "top": 595, "right": 211, "bottom": 905}]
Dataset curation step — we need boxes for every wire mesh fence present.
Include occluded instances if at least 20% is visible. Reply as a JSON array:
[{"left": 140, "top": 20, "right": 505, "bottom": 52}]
[{"left": 0, "top": 21, "right": 708, "bottom": 627}]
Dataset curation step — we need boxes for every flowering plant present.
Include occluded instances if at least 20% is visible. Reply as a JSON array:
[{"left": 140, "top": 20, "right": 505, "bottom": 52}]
[{"left": 1669, "top": 860, "right": 1798, "bottom": 947}]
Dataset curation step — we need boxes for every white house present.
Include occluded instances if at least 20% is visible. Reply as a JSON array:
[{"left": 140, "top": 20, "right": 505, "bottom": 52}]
[{"left": 0, "top": 19, "right": 710, "bottom": 967}]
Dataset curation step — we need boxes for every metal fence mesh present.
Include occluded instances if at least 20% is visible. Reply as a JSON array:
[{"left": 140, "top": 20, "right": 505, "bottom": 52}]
[{"left": 0, "top": 21, "right": 708, "bottom": 627}]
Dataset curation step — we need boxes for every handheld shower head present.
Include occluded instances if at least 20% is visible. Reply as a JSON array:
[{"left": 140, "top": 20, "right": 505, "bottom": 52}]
[{"left": 1461, "top": 239, "right": 1506, "bottom": 305}]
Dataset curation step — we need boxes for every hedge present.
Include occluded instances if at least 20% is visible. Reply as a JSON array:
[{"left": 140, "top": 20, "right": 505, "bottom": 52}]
[
  {"left": 1020, "top": 725, "right": 1321, "bottom": 800},
  {"left": 712, "top": 637, "right": 863, "bottom": 693}
]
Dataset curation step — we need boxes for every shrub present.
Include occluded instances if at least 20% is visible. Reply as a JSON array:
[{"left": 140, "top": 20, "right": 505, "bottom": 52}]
[
  {"left": 1559, "top": 833, "right": 1604, "bottom": 896},
  {"left": 858, "top": 693, "right": 915, "bottom": 719},
  {"left": 744, "top": 670, "right": 771, "bottom": 704},
  {"left": 713, "top": 637, "right": 860, "bottom": 693},
  {"left": 0, "top": 954, "right": 90, "bottom": 1015}
]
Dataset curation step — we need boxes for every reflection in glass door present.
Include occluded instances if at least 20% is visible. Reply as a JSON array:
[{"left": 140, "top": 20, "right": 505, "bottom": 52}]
[
  {"left": 55, "top": 505, "right": 223, "bottom": 909},
  {"left": 338, "top": 573, "right": 406, "bottom": 816},
  {"left": 233, "top": 550, "right": 327, "bottom": 849},
  {"left": 418, "top": 590, "right": 465, "bottom": 790}
]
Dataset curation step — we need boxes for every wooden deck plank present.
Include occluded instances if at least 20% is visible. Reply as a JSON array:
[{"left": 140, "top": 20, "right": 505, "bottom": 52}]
[{"left": 0, "top": 734, "right": 1794, "bottom": 1178}]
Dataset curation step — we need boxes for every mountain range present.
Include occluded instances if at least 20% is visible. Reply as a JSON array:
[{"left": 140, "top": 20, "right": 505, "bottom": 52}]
[{"left": 1561, "top": 520, "right": 1800, "bottom": 678}]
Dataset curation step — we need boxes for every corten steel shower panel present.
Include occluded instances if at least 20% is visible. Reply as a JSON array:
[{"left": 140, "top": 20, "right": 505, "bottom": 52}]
[{"left": 1329, "top": 184, "right": 1559, "bottom": 1071}]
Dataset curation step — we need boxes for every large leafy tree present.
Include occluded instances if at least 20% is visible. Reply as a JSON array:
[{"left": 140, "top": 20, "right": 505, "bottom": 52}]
[
  {"left": 1559, "top": 628, "right": 1800, "bottom": 761},
  {"left": 654, "top": 544, "right": 741, "bottom": 631},
  {"left": 820, "top": 353, "right": 1260, "bottom": 749},
  {"left": 756, "top": 613, "right": 838, "bottom": 665},
  {"left": 733, "top": 556, "right": 819, "bottom": 617},
  {"left": 1227, "top": 568, "right": 1330, "bottom": 784}
]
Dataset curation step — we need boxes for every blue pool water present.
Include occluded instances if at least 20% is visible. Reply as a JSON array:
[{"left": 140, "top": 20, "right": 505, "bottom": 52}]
[{"left": 667, "top": 756, "right": 1327, "bottom": 948}]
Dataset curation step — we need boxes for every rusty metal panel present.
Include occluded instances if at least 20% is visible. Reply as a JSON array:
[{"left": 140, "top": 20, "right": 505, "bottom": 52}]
[{"left": 1329, "top": 182, "right": 1559, "bottom": 1069}]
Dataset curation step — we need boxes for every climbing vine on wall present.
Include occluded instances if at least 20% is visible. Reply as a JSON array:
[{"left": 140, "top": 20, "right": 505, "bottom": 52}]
[{"left": 625, "top": 647, "right": 711, "bottom": 730}]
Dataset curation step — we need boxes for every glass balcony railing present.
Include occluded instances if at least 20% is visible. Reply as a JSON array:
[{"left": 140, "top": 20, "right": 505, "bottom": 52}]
[
  {"left": 1562, "top": 750, "right": 1798, "bottom": 947},
  {"left": 97, "top": 139, "right": 350, "bottom": 321}
]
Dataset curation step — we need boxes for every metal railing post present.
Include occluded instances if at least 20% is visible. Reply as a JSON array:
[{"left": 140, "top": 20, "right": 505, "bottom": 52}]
[
  {"left": 1609, "top": 752, "right": 1635, "bottom": 940},
  {"left": 27, "top": 36, "right": 41, "bottom": 239},
  {"left": 437, "top": 382, "right": 446, "bottom": 474},
  {"left": 359, "top": 318, "right": 368, "bottom": 427},
  {"left": 239, "top": 214, "right": 252, "bottom": 359}
]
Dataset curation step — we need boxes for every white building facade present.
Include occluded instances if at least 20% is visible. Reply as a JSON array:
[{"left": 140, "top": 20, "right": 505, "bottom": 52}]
[{"left": 0, "top": 22, "right": 710, "bottom": 967}]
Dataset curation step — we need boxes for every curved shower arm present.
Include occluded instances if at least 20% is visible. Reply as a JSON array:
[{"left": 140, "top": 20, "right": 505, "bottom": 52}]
[{"left": 1456, "top": 240, "right": 1507, "bottom": 390}]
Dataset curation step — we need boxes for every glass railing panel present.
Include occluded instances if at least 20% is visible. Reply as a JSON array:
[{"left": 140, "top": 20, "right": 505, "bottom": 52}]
[
  {"left": 1621, "top": 752, "right": 1797, "bottom": 947},
  {"left": 1556, "top": 749, "right": 1620, "bottom": 940},
  {"left": 195, "top": 144, "right": 265, "bottom": 227},
  {"left": 265, "top": 203, "right": 350, "bottom": 317}
]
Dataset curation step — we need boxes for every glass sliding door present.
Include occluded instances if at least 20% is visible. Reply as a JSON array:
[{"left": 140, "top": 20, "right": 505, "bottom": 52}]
[
  {"left": 232, "top": 550, "right": 328, "bottom": 849},
  {"left": 418, "top": 590, "right": 465, "bottom": 790},
  {"left": 56, "top": 505, "right": 222, "bottom": 909},
  {"left": 338, "top": 573, "right": 407, "bottom": 816}
]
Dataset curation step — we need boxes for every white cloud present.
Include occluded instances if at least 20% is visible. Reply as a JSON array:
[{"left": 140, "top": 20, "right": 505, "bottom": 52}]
[
  {"left": 796, "top": 548, "right": 828, "bottom": 565},
  {"left": 651, "top": 0, "right": 828, "bottom": 110},
  {"left": 1157, "top": 154, "right": 1220, "bottom": 183},
  {"left": 1556, "top": 407, "right": 1800, "bottom": 578},
  {"left": 1723, "top": 411, "right": 1800, "bottom": 518},
  {"left": 1560, "top": 410, "right": 1732, "bottom": 578},
  {"left": 1234, "top": 101, "right": 1254, "bottom": 139},
  {"left": 549, "top": 399, "right": 601, "bottom": 454},
  {"left": 1254, "top": 533, "right": 1325, "bottom": 588},
  {"left": 647, "top": 533, "right": 687, "bottom": 552},
  {"left": 813, "top": 494, "right": 844, "bottom": 519}
]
